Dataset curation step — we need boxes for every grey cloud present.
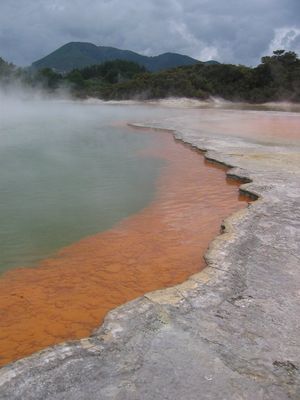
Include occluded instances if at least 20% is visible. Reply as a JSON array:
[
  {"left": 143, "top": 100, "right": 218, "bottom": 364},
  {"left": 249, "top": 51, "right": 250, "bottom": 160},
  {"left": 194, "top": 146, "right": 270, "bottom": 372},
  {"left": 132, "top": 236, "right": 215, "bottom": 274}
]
[{"left": 0, "top": 0, "right": 299, "bottom": 66}]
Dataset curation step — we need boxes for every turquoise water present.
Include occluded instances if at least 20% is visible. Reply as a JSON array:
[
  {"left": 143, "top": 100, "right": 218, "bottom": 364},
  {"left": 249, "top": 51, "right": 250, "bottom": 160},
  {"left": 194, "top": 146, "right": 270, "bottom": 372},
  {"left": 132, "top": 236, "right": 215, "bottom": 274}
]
[{"left": 0, "top": 100, "right": 165, "bottom": 272}]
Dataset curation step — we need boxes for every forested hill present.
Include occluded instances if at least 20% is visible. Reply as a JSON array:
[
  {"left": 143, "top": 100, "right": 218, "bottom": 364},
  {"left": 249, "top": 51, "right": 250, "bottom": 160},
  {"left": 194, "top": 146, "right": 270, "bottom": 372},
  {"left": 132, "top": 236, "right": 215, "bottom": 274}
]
[
  {"left": 1, "top": 50, "right": 299, "bottom": 103},
  {"left": 31, "top": 42, "right": 217, "bottom": 73},
  {"left": 97, "top": 50, "right": 300, "bottom": 102}
]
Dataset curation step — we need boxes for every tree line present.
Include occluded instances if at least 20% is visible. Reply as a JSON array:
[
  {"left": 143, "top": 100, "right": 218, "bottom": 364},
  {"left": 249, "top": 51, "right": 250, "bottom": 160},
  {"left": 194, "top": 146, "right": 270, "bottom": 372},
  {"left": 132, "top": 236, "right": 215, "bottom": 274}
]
[{"left": 1, "top": 50, "right": 299, "bottom": 102}]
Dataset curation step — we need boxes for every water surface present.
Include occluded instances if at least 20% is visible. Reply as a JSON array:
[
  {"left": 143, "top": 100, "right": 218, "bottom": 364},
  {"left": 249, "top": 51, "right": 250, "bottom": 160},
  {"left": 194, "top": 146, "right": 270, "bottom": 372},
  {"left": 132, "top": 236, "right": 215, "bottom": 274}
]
[{"left": 0, "top": 101, "right": 167, "bottom": 272}]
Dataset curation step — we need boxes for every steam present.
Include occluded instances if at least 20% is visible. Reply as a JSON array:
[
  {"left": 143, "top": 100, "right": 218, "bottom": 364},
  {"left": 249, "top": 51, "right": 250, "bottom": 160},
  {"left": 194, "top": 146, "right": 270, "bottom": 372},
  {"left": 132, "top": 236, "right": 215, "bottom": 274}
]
[{"left": 0, "top": 76, "right": 71, "bottom": 103}]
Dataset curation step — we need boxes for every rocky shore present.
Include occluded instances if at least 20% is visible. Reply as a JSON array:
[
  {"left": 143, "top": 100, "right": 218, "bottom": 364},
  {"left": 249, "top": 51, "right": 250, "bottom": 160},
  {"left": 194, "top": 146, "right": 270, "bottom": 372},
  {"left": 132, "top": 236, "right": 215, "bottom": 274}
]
[{"left": 1, "top": 113, "right": 300, "bottom": 399}]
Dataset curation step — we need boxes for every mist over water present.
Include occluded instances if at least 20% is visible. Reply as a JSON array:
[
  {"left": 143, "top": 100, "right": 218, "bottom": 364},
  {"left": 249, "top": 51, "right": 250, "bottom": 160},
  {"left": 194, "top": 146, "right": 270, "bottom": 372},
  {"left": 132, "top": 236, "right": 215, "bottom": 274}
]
[
  {"left": 0, "top": 95, "right": 173, "bottom": 273},
  {"left": 1, "top": 89, "right": 299, "bottom": 273}
]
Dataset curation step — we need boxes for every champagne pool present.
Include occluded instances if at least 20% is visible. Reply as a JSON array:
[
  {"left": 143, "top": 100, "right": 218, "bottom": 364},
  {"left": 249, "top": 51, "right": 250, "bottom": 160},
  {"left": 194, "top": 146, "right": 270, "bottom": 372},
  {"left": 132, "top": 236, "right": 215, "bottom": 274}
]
[{"left": 0, "top": 99, "right": 252, "bottom": 366}]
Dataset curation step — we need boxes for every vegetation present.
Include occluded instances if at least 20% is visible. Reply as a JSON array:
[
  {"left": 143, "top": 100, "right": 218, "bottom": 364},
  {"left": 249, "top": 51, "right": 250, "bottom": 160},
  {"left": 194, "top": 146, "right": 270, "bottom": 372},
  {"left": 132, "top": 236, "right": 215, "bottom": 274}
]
[
  {"left": 104, "top": 50, "right": 300, "bottom": 102},
  {"left": 57, "top": 60, "right": 146, "bottom": 97},
  {"left": 0, "top": 57, "right": 20, "bottom": 85},
  {"left": 1, "top": 50, "right": 299, "bottom": 103}
]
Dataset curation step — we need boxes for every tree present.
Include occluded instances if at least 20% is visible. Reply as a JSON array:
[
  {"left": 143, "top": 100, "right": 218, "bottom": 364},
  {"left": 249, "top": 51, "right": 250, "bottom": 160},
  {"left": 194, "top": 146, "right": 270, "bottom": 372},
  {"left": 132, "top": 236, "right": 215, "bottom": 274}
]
[
  {"left": 66, "top": 70, "right": 86, "bottom": 89},
  {"left": 0, "top": 57, "right": 16, "bottom": 81},
  {"left": 35, "top": 68, "right": 62, "bottom": 89}
]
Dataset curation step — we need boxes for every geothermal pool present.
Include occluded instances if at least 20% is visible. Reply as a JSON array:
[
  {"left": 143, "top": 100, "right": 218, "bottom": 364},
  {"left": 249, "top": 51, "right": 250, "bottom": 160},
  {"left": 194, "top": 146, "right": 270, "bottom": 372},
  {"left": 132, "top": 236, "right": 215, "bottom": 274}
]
[
  {"left": 0, "top": 100, "right": 253, "bottom": 366},
  {"left": 0, "top": 102, "right": 168, "bottom": 272}
]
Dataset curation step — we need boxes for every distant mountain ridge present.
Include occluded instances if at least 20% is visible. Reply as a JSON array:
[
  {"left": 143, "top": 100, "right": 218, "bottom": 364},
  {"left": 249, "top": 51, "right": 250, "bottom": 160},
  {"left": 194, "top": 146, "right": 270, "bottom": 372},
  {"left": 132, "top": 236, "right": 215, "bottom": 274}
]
[{"left": 32, "top": 42, "right": 218, "bottom": 73}]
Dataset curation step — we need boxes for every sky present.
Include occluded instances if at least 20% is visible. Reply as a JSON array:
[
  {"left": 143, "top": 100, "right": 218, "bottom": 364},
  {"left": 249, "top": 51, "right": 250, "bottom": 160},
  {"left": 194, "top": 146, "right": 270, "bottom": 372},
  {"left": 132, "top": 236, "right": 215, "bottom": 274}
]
[{"left": 0, "top": 0, "right": 299, "bottom": 67}]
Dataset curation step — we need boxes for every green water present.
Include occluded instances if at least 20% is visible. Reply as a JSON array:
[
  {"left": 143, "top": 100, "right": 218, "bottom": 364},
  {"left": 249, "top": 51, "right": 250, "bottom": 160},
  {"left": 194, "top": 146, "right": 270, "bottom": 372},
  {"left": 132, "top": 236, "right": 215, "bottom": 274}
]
[{"left": 0, "top": 100, "right": 165, "bottom": 272}]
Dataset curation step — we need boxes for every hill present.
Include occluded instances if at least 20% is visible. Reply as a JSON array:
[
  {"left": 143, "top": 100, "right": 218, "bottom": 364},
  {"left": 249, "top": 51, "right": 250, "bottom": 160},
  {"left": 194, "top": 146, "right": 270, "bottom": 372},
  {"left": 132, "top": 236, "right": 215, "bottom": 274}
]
[{"left": 31, "top": 42, "right": 218, "bottom": 73}]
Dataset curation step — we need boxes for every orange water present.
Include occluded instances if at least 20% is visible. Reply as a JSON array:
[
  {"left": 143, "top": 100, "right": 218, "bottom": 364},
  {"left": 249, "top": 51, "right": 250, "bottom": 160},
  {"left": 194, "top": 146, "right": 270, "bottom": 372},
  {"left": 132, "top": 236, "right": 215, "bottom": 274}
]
[{"left": 0, "top": 127, "right": 249, "bottom": 367}]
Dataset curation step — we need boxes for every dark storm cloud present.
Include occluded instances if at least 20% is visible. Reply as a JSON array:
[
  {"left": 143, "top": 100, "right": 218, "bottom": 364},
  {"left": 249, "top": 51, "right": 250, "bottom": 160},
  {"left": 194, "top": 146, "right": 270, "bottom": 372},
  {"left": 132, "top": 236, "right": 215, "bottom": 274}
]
[{"left": 0, "top": 0, "right": 299, "bottom": 66}]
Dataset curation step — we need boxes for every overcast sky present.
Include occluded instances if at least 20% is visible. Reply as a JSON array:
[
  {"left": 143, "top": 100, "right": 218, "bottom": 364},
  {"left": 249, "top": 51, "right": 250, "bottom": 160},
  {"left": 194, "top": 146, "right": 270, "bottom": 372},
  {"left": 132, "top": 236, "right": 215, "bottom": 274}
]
[{"left": 0, "top": 0, "right": 299, "bottom": 66}]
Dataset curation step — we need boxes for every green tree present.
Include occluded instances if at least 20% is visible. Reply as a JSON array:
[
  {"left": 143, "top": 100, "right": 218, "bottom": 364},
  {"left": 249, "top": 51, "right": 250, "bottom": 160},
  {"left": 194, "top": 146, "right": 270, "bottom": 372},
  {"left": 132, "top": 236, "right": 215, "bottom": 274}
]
[
  {"left": 66, "top": 70, "right": 86, "bottom": 89},
  {"left": 35, "top": 68, "right": 62, "bottom": 89}
]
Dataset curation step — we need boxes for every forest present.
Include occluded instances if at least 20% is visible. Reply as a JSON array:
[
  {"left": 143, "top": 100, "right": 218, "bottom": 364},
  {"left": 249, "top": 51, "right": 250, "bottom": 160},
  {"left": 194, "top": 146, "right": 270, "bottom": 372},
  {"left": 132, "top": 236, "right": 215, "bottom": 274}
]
[{"left": 1, "top": 50, "right": 299, "bottom": 103}]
